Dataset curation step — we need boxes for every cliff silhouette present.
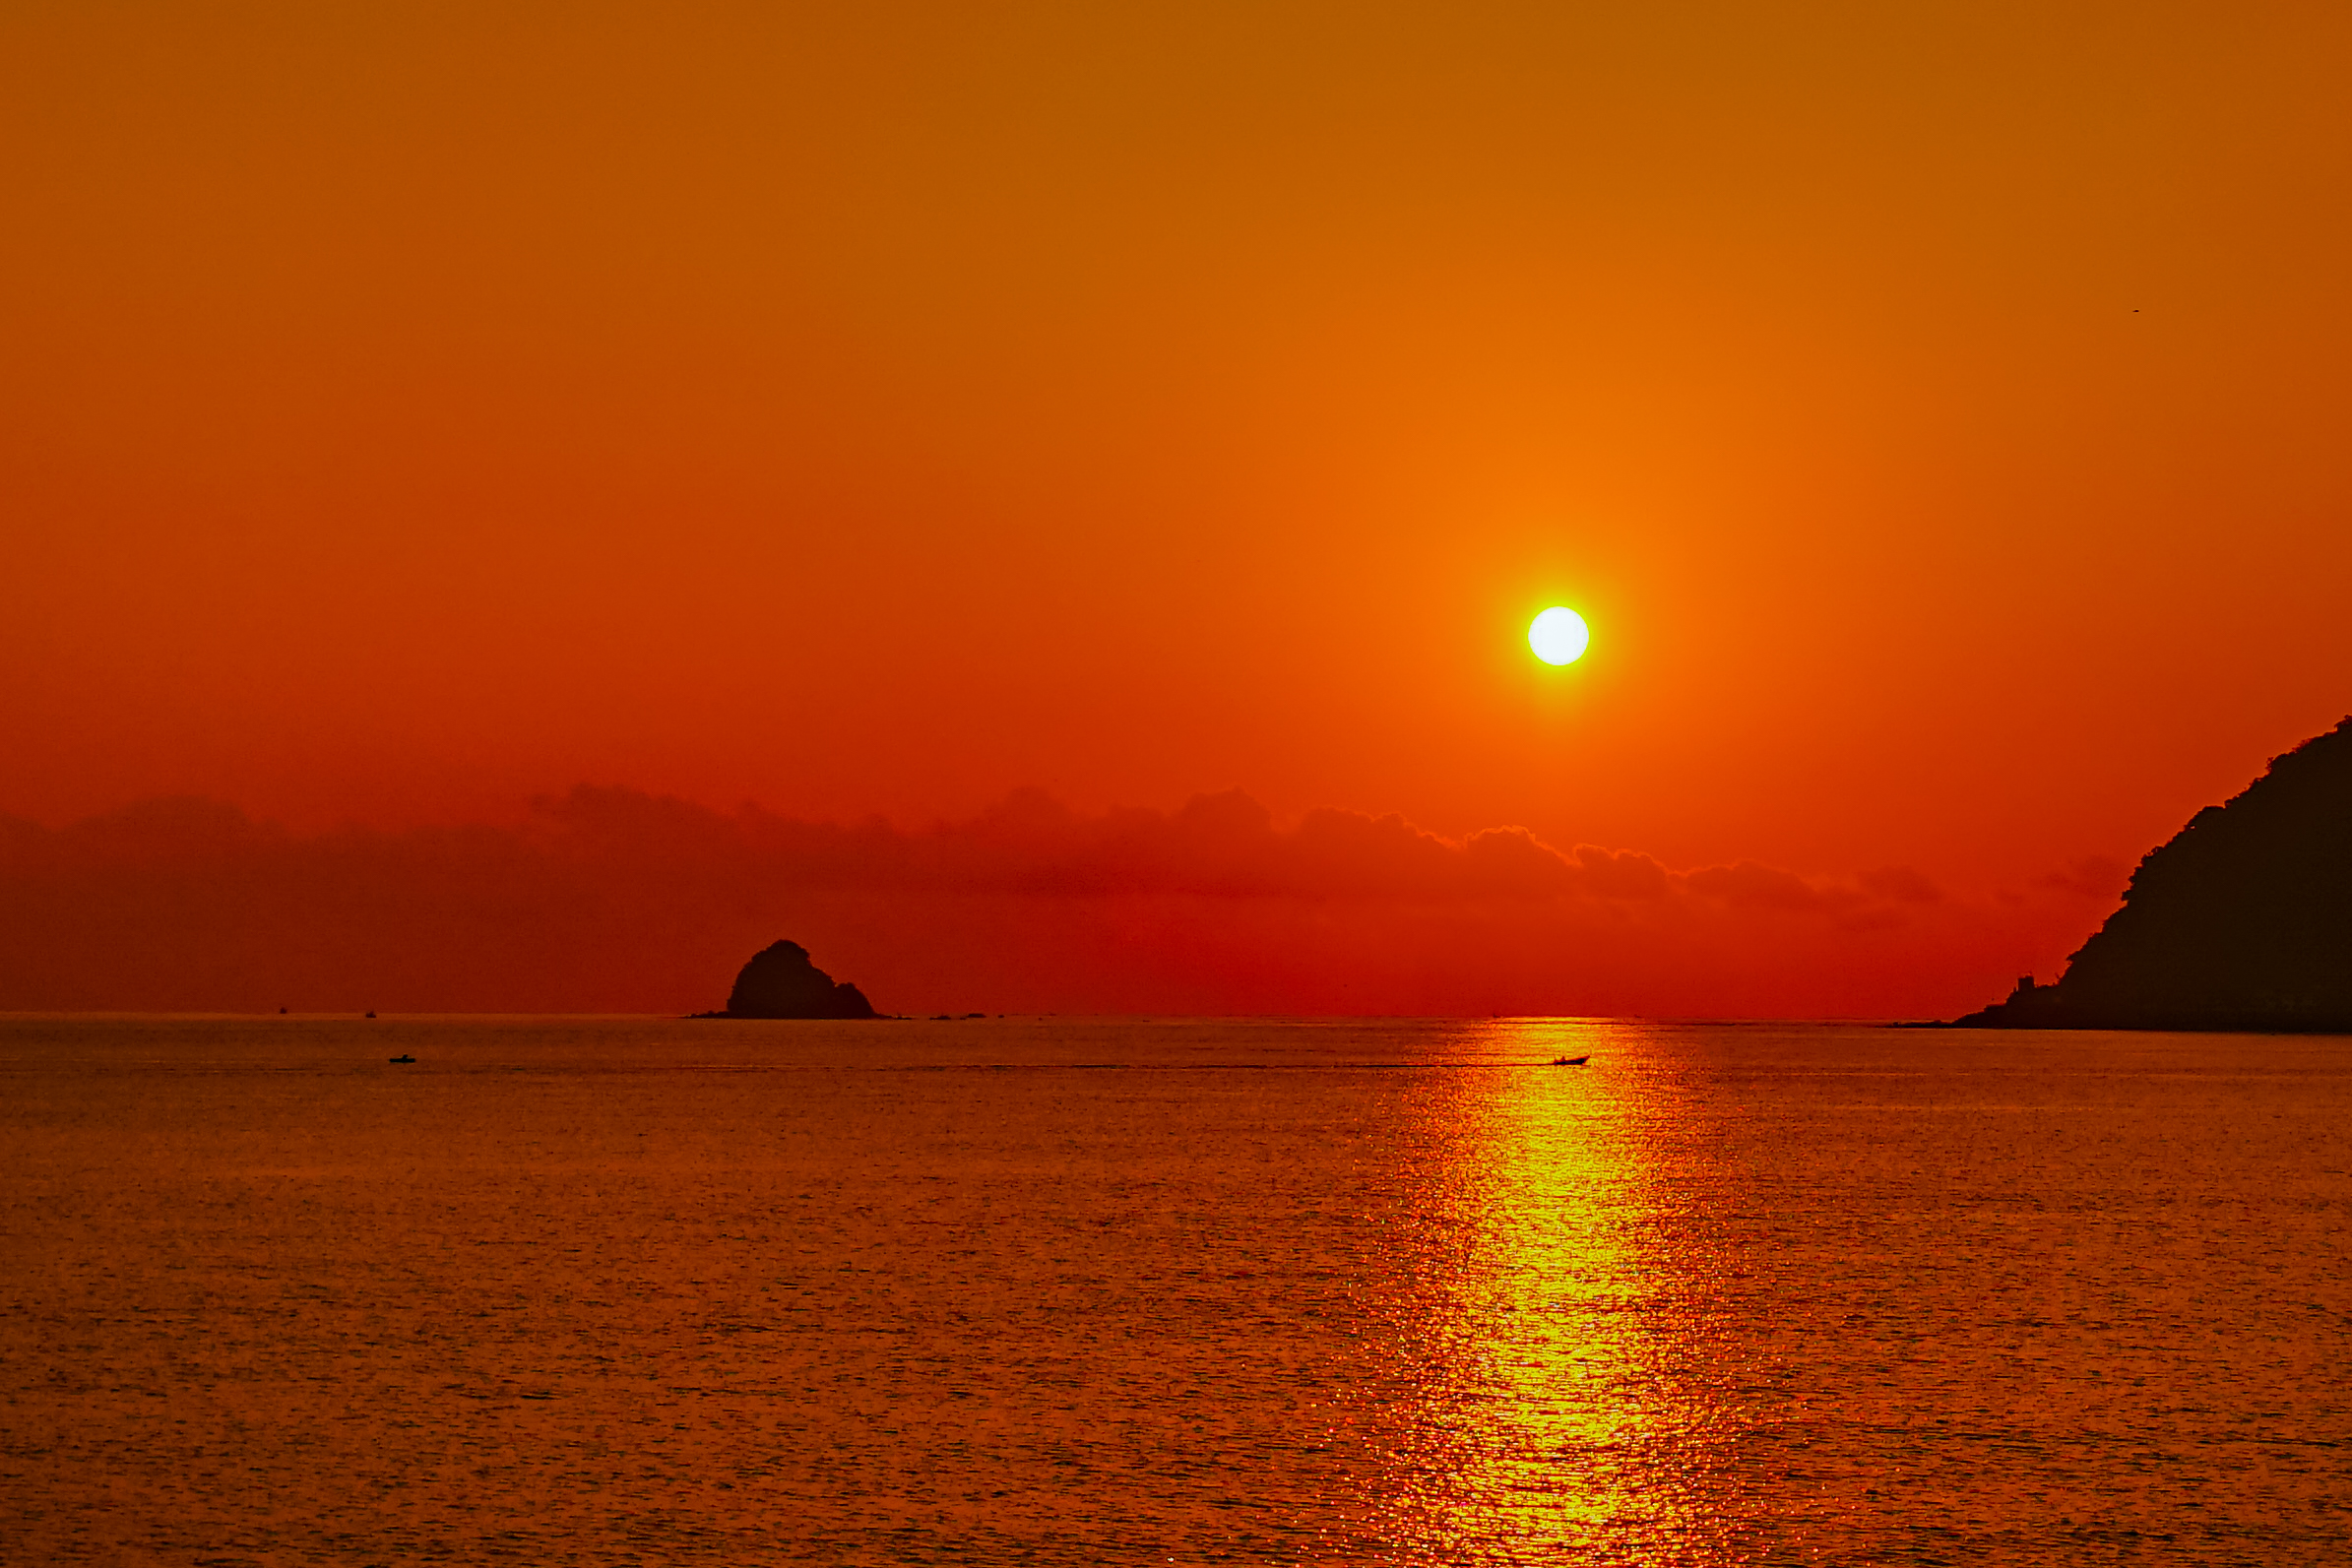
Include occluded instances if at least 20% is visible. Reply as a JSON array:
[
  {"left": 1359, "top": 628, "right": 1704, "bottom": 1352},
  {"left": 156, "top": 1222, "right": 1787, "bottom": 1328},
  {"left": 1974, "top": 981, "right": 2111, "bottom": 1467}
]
[
  {"left": 699, "top": 940, "right": 878, "bottom": 1019},
  {"left": 1948, "top": 717, "right": 2352, "bottom": 1032}
]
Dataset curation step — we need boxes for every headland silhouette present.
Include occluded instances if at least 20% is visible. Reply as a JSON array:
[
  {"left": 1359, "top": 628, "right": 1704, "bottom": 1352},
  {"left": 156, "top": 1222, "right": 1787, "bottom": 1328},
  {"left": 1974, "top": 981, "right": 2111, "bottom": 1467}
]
[{"left": 1942, "top": 717, "right": 2352, "bottom": 1032}]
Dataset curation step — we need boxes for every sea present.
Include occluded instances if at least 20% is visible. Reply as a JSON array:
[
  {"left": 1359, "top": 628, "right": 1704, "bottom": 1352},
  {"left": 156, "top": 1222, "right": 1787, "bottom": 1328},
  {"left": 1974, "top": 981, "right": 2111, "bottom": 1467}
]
[{"left": 3, "top": 1015, "right": 2347, "bottom": 1565}]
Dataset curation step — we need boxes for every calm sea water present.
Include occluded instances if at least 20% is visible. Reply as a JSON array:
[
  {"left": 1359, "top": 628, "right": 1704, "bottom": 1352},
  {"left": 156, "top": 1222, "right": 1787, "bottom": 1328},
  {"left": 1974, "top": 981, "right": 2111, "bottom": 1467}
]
[{"left": 3, "top": 1016, "right": 2347, "bottom": 1564}]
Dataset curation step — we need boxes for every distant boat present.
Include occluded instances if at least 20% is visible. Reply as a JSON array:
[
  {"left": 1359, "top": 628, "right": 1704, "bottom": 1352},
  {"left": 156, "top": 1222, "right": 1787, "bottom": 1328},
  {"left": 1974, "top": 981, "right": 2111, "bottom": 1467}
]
[
  {"left": 365, "top": 1010, "right": 376, "bottom": 1019},
  {"left": 1549, "top": 1055, "right": 1590, "bottom": 1066},
  {"left": 388, "top": 1054, "right": 415, "bottom": 1064}
]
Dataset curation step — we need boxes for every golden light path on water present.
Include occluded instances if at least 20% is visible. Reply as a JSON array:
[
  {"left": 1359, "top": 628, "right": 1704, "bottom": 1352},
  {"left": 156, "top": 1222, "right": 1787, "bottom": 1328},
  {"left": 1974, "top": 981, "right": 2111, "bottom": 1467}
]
[
  {"left": 10, "top": 1018, "right": 2350, "bottom": 1559},
  {"left": 1359, "top": 1020, "right": 1748, "bottom": 1561}
]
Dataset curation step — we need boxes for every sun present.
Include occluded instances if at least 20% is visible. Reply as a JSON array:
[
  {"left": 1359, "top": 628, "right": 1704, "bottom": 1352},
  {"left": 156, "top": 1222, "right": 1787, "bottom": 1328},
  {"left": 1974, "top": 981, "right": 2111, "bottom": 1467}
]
[{"left": 1528, "top": 606, "right": 1589, "bottom": 665}]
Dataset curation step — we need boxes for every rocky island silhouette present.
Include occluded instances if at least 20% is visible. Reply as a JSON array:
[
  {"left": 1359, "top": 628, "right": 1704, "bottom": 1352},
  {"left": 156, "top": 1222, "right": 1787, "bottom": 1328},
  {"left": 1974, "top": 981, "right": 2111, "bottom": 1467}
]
[
  {"left": 694, "top": 940, "right": 878, "bottom": 1019},
  {"left": 1943, "top": 716, "right": 2352, "bottom": 1032}
]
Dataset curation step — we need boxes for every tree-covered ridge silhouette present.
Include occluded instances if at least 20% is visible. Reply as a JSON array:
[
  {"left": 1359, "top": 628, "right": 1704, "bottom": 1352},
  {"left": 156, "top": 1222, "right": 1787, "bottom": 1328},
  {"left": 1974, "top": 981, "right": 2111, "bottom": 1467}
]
[{"left": 1951, "top": 717, "right": 2352, "bottom": 1032}]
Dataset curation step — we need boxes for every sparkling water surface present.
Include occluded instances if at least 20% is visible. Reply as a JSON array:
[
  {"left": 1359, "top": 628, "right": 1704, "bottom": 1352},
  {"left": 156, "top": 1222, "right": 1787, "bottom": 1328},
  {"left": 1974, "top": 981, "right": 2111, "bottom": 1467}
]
[{"left": 4, "top": 1015, "right": 2347, "bottom": 1563}]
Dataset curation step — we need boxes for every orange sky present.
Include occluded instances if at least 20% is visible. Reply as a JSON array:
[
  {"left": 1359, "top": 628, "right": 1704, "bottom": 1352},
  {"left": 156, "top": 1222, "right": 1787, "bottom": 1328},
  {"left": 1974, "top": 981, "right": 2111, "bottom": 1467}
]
[{"left": 5, "top": 4, "right": 2348, "bottom": 1014}]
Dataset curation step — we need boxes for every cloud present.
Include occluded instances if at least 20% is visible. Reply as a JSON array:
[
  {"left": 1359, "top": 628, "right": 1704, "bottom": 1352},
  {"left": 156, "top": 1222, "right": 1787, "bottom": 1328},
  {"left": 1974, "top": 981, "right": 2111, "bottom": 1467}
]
[
  {"left": 1858, "top": 865, "right": 1942, "bottom": 904},
  {"left": 1681, "top": 859, "right": 1845, "bottom": 912},
  {"left": 529, "top": 784, "right": 1671, "bottom": 903},
  {"left": 0, "top": 785, "right": 2101, "bottom": 1018},
  {"left": 2033, "top": 854, "right": 2130, "bottom": 902}
]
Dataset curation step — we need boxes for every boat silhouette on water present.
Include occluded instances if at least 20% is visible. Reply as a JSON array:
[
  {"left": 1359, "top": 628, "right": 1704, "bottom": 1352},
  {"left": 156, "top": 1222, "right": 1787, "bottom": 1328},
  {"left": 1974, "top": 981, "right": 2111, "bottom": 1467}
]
[
  {"left": 388, "top": 1054, "right": 415, "bottom": 1064},
  {"left": 1548, "top": 1055, "right": 1590, "bottom": 1066}
]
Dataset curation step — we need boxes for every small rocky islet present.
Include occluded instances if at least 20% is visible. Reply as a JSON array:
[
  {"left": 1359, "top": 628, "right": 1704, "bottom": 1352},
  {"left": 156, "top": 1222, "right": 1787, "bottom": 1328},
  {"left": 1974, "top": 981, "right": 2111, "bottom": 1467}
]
[{"left": 694, "top": 940, "right": 878, "bottom": 1020}]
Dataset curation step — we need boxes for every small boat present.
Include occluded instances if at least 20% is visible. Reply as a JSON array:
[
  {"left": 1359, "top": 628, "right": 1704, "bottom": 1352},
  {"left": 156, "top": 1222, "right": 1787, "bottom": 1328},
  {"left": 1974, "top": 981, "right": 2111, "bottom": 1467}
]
[
  {"left": 1548, "top": 1055, "right": 1590, "bottom": 1066},
  {"left": 389, "top": 1054, "right": 415, "bottom": 1064}
]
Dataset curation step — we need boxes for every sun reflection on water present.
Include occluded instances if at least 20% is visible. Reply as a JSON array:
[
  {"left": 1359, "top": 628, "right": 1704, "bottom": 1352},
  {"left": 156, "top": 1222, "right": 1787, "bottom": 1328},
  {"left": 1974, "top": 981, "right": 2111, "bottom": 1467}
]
[{"left": 1360, "top": 1020, "right": 1746, "bottom": 1562}]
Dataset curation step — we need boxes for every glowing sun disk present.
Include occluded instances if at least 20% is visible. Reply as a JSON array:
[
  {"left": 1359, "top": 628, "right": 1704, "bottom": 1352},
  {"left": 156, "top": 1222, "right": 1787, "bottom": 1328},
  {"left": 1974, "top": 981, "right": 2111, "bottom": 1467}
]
[{"left": 1529, "top": 607, "right": 1589, "bottom": 665}]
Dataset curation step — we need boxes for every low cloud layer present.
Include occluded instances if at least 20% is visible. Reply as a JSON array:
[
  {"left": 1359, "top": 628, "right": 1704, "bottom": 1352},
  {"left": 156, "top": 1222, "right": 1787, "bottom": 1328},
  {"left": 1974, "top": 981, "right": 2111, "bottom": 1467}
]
[{"left": 0, "top": 786, "right": 2110, "bottom": 1017}]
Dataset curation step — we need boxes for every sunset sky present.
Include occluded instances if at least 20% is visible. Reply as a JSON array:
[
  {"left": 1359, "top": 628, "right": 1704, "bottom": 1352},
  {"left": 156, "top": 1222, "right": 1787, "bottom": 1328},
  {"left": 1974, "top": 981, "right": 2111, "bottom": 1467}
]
[{"left": 6, "top": 3, "right": 2348, "bottom": 1015}]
